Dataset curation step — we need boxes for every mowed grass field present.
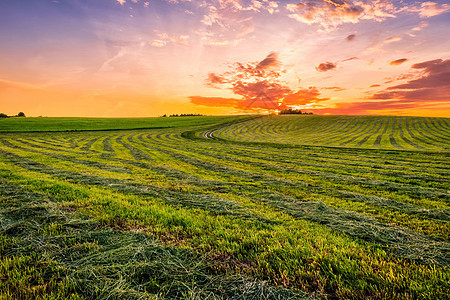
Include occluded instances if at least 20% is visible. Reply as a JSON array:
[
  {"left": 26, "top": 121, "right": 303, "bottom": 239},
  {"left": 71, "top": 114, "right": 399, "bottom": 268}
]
[
  {"left": 211, "top": 115, "right": 450, "bottom": 151},
  {"left": 0, "top": 115, "right": 448, "bottom": 299}
]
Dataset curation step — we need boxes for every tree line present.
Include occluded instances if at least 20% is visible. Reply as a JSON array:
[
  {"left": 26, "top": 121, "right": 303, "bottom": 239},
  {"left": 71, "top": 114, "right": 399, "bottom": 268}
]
[
  {"left": 161, "top": 113, "right": 204, "bottom": 117},
  {"left": 0, "top": 112, "right": 26, "bottom": 118},
  {"left": 278, "top": 109, "right": 313, "bottom": 115}
]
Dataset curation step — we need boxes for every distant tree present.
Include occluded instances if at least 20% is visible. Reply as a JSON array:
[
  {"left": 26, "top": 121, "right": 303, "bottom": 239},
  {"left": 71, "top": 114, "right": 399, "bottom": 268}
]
[
  {"left": 0, "top": 113, "right": 8, "bottom": 118},
  {"left": 278, "top": 109, "right": 313, "bottom": 115},
  {"left": 17, "top": 112, "right": 26, "bottom": 117},
  {"left": 169, "top": 113, "right": 203, "bottom": 117}
]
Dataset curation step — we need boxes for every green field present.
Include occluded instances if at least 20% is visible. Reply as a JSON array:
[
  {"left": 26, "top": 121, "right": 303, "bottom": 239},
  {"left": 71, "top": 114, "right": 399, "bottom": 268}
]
[
  {"left": 0, "top": 116, "right": 241, "bottom": 132},
  {"left": 211, "top": 115, "right": 450, "bottom": 151},
  {"left": 0, "top": 115, "right": 449, "bottom": 299}
]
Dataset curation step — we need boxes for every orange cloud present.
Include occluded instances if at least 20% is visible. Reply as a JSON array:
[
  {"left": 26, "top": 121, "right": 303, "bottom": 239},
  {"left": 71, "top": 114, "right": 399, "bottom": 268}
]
[
  {"left": 323, "top": 86, "right": 346, "bottom": 91},
  {"left": 190, "top": 52, "right": 327, "bottom": 111},
  {"left": 389, "top": 58, "right": 408, "bottom": 65},
  {"left": 316, "top": 61, "right": 337, "bottom": 72}
]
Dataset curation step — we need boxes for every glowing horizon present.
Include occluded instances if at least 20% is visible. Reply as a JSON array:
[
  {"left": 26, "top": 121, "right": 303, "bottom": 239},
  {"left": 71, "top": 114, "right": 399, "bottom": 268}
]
[{"left": 1, "top": 0, "right": 449, "bottom": 117}]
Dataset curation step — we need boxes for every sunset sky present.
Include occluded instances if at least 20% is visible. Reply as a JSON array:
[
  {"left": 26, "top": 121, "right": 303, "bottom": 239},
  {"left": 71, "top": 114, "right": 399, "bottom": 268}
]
[{"left": 1, "top": 0, "right": 449, "bottom": 117}]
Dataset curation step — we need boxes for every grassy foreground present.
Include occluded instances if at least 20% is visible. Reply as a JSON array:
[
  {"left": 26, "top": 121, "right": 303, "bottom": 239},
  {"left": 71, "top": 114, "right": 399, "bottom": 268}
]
[{"left": 0, "top": 115, "right": 449, "bottom": 299}]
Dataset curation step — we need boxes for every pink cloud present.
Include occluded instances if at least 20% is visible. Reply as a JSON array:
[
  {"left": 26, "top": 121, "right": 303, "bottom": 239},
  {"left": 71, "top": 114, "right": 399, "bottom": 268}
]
[
  {"left": 286, "top": 0, "right": 397, "bottom": 31},
  {"left": 384, "top": 36, "right": 401, "bottom": 43},
  {"left": 206, "top": 73, "right": 227, "bottom": 86},
  {"left": 308, "top": 58, "right": 450, "bottom": 115},
  {"left": 346, "top": 34, "right": 356, "bottom": 41},
  {"left": 323, "top": 86, "right": 346, "bottom": 91},
  {"left": 256, "top": 51, "right": 280, "bottom": 70},
  {"left": 371, "top": 59, "right": 450, "bottom": 102},
  {"left": 418, "top": 2, "right": 450, "bottom": 18},
  {"left": 412, "top": 21, "right": 428, "bottom": 31}
]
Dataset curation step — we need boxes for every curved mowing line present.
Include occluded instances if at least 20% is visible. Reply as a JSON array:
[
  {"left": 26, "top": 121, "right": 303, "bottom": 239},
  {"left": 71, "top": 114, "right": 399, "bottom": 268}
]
[
  {"left": 414, "top": 118, "right": 446, "bottom": 141},
  {"left": 397, "top": 117, "right": 425, "bottom": 150},
  {"left": 373, "top": 116, "right": 392, "bottom": 147},
  {"left": 134, "top": 141, "right": 450, "bottom": 245},
  {"left": 79, "top": 136, "right": 103, "bottom": 151},
  {"left": 13, "top": 137, "right": 89, "bottom": 155},
  {"left": 174, "top": 142, "right": 450, "bottom": 209},
  {"left": 427, "top": 118, "right": 450, "bottom": 140},
  {"left": 0, "top": 148, "right": 264, "bottom": 222},
  {"left": 197, "top": 139, "right": 450, "bottom": 175},
  {"left": 172, "top": 139, "right": 450, "bottom": 188},
  {"left": 115, "top": 135, "right": 154, "bottom": 161},
  {"left": 356, "top": 116, "right": 386, "bottom": 147},
  {"left": 388, "top": 118, "right": 403, "bottom": 149},
  {"left": 32, "top": 137, "right": 74, "bottom": 149},
  {"left": 306, "top": 116, "right": 357, "bottom": 143},
  {"left": 406, "top": 117, "right": 449, "bottom": 150},
  {"left": 339, "top": 117, "right": 376, "bottom": 146},
  {"left": 415, "top": 120, "right": 450, "bottom": 150},
  {"left": 435, "top": 117, "right": 450, "bottom": 131},
  {"left": 417, "top": 120, "right": 448, "bottom": 148},
  {"left": 142, "top": 139, "right": 450, "bottom": 214},
  {"left": 321, "top": 116, "right": 365, "bottom": 145},
  {"left": 214, "top": 115, "right": 449, "bottom": 150},
  {"left": 102, "top": 136, "right": 115, "bottom": 153},
  {"left": 303, "top": 116, "right": 347, "bottom": 137},
  {"left": 0, "top": 139, "right": 131, "bottom": 175},
  {"left": 298, "top": 116, "right": 350, "bottom": 144},
  {"left": 185, "top": 125, "right": 450, "bottom": 171},
  {"left": 29, "top": 137, "right": 73, "bottom": 150}
]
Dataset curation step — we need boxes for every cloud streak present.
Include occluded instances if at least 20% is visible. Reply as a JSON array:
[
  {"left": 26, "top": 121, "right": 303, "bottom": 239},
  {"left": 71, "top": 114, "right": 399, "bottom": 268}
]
[
  {"left": 389, "top": 58, "right": 408, "bottom": 66},
  {"left": 371, "top": 59, "right": 450, "bottom": 102}
]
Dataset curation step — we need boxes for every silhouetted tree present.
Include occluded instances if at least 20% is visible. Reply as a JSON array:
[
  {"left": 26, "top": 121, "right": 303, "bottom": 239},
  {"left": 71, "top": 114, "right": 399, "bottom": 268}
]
[
  {"left": 0, "top": 113, "right": 8, "bottom": 118},
  {"left": 278, "top": 109, "right": 313, "bottom": 115},
  {"left": 17, "top": 112, "right": 26, "bottom": 117},
  {"left": 168, "top": 113, "right": 203, "bottom": 117}
]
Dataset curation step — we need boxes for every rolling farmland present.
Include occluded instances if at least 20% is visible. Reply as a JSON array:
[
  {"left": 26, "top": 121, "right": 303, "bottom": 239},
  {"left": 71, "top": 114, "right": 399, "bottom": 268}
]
[
  {"left": 212, "top": 115, "right": 450, "bottom": 151},
  {"left": 0, "top": 115, "right": 449, "bottom": 299}
]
